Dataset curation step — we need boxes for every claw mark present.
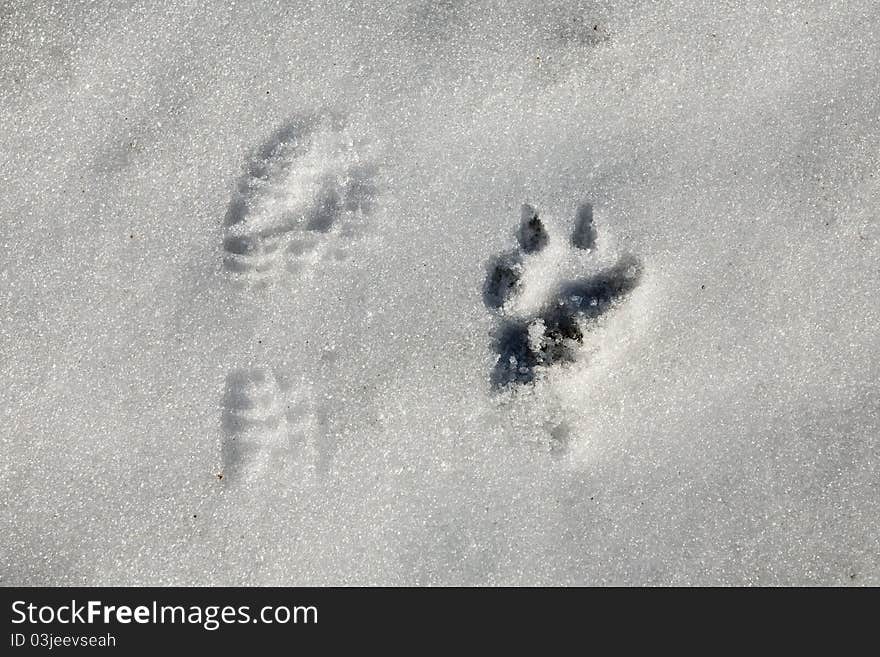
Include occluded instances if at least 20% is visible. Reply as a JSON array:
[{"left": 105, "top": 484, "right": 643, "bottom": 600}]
[
  {"left": 483, "top": 252, "right": 524, "bottom": 310},
  {"left": 571, "top": 202, "right": 597, "bottom": 250},
  {"left": 518, "top": 203, "right": 549, "bottom": 253}
]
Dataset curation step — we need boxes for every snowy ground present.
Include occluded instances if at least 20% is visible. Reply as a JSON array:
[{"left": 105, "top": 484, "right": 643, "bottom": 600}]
[{"left": 2, "top": 1, "right": 878, "bottom": 585}]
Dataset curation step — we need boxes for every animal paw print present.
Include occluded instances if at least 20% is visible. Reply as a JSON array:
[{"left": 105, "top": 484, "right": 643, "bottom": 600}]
[
  {"left": 221, "top": 113, "right": 380, "bottom": 285},
  {"left": 484, "top": 202, "right": 642, "bottom": 388},
  {"left": 220, "top": 367, "right": 318, "bottom": 485}
]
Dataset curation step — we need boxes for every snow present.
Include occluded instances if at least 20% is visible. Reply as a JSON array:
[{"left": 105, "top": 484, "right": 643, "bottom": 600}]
[{"left": 1, "top": 1, "right": 878, "bottom": 585}]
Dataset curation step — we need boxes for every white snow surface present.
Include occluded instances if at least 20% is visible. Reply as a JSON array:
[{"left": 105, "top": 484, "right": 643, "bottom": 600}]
[{"left": 1, "top": 1, "right": 879, "bottom": 585}]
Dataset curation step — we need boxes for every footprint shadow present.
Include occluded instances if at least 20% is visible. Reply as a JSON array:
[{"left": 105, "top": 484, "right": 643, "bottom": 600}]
[
  {"left": 223, "top": 118, "right": 317, "bottom": 229},
  {"left": 220, "top": 112, "right": 379, "bottom": 283},
  {"left": 220, "top": 367, "right": 288, "bottom": 482}
]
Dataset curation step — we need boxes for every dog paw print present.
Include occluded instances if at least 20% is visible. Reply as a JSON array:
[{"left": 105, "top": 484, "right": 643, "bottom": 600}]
[{"left": 484, "top": 202, "right": 642, "bottom": 387}]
